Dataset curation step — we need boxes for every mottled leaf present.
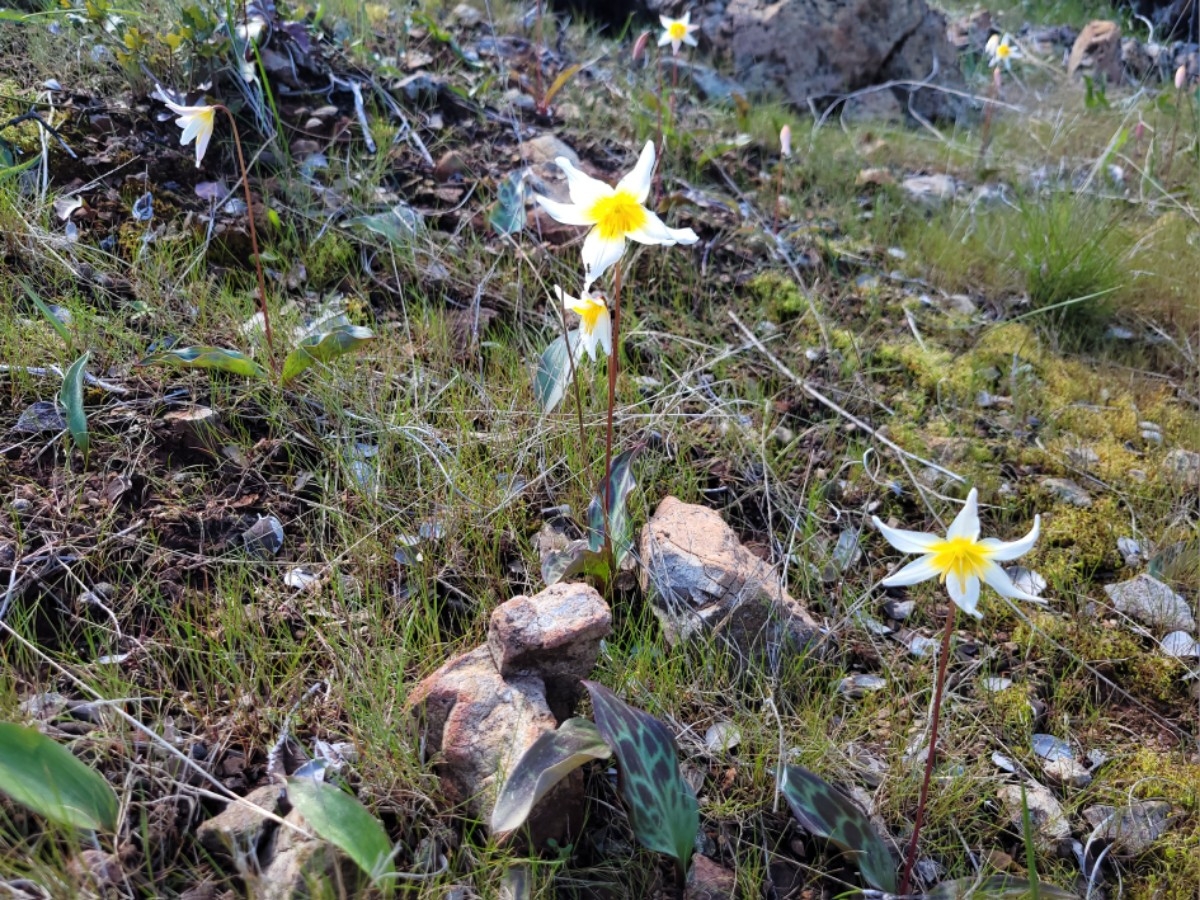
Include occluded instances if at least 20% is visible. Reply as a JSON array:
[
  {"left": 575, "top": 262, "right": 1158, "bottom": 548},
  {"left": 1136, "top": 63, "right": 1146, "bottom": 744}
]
[
  {"left": 0, "top": 723, "right": 118, "bottom": 832},
  {"left": 541, "top": 540, "right": 610, "bottom": 587},
  {"left": 342, "top": 204, "right": 423, "bottom": 245},
  {"left": 923, "top": 875, "right": 1075, "bottom": 900},
  {"left": 282, "top": 324, "right": 374, "bottom": 384},
  {"left": 586, "top": 445, "right": 642, "bottom": 564},
  {"left": 138, "top": 346, "right": 265, "bottom": 378},
  {"left": 491, "top": 718, "right": 612, "bottom": 834},
  {"left": 779, "top": 764, "right": 896, "bottom": 892},
  {"left": 533, "top": 331, "right": 579, "bottom": 414},
  {"left": 489, "top": 171, "right": 525, "bottom": 235},
  {"left": 59, "top": 351, "right": 90, "bottom": 455},
  {"left": 287, "top": 777, "right": 394, "bottom": 881},
  {"left": 583, "top": 681, "right": 698, "bottom": 879}
]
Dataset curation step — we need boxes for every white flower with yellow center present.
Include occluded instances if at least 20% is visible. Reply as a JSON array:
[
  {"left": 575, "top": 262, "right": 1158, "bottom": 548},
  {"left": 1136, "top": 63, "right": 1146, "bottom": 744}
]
[
  {"left": 556, "top": 286, "right": 612, "bottom": 361},
  {"left": 163, "top": 99, "right": 217, "bottom": 168},
  {"left": 871, "top": 489, "right": 1042, "bottom": 619},
  {"left": 658, "top": 12, "right": 699, "bottom": 55},
  {"left": 985, "top": 33, "right": 1022, "bottom": 71},
  {"left": 535, "top": 141, "right": 699, "bottom": 289}
]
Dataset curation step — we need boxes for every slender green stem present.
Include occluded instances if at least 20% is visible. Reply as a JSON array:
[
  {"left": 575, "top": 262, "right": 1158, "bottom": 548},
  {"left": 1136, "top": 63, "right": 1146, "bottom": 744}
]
[
  {"left": 217, "top": 105, "right": 274, "bottom": 361},
  {"left": 557, "top": 295, "right": 587, "bottom": 456},
  {"left": 899, "top": 604, "right": 957, "bottom": 895},
  {"left": 602, "top": 261, "right": 623, "bottom": 552},
  {"left": 978, "top": 68, "right": 1001, "bottom": 164}
]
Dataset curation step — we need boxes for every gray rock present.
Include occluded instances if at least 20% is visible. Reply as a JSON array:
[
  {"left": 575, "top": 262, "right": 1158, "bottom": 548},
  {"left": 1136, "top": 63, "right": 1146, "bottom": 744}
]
[
  {"left": 902, "top": 174, "right": 959, "bottom": 205},
  {"left": 260, "top": 807, "right": 361, "bottom": 900},
  {"left": 1104, "top": 574, "right": 1196, "bottom": 632},
  {"left": 708, "top": 0, "right": 965, "bottom": 121},
  {"left": 639, "top": 497, "right": 823, "bottom": 658},
  {"left": 1160, "top": 631, "right": 1200, "bottom": 658},
  {"left": 196, "top": 784, "right": 284, "bottom": 865},
  {"left": 1041, "top": 477, "right": 1093, "bottom": 507},
  {"left": 1082, "top": 800, "right": 1176, "bottom": 856},
  {"left": 1162, "top": 448, "right": 1200, "bottom": 488},
  {"left": 998, "top": 783, "right": 1070, "bottom": 851}
]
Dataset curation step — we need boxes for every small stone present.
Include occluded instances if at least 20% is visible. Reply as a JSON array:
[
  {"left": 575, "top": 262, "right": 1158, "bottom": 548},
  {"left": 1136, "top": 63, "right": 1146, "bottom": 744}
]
[
  {"left": 1041, "top": 477, "right": 1093, "bottom": 507},
  {"left": 311, "top": 105, "right": 339, "bottom": 119},
  {"left": 703, "top": 721, "right": 742, "bottom": 752},
  {"left": 998, "top": 783, "right": 1070, "bottom": 851},
  {"left": 980, "top": 677, "right": 1013, "bottom": 693},
  {"left": 242, "top": 515, "right": 284, "bottom": 558},
  {"left": 1042, "top": 755, "right": 1092, "bottom": 788},
  {"left": 882, "top": 599, "right": 915, "bottom": 620},
  {"left": 1006, "top": 567, "right": 1047, "bottom": 598},
  {"left": 261, "top": 806, "right": 361, "bottom": 900},
  {"left": 1066, "top": 446, "right": 1100, "bottom": 468},
  {"left": 487, "top": 582, "right": 611, "bottom": 682},
  {"left": 518, "top": 134, "right": 580, "bottom": 167},
  {"left": 901, "top": 173, "right": 958, "bottom": 205},
  {"left": 290, "top": 139, "right": 321, "bottom": 157},
  {"left": 452, "top": 3, "right": 483, "bottom": 26},
  {"left": 196, "top": 785, "right": 283, "bottom": 863},
  {"left": 685, "top": 854, "right": 737, "bottom": 900},
  {"left": 837, "top": 673, "right": 887, "bottom": 698},
  {"left": 1032, "top": 733, "right": 1074, "bottom": 762},
  {"left": 1162, "top": 449, "right": 1200, "bottom": 488},
  {"left": 1082, "top": 800, "right": 1175, "bottom": 857},
  {"left": 1160, "top": 631, "right": 1200, "bottom": 658},
  {"left": 1117, "top": 536, "right": 1142, "bottom": 566},
  {"left": 1104, "top": 574, "right": 1196, "bottom": 632},
  {"left": 303, "top": 116, "right": 324, "bottom": 131}
]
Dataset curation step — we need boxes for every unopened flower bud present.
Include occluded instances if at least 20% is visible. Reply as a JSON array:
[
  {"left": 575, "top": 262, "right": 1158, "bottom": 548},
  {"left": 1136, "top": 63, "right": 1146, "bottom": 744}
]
[
  {"left": 780, "top": 124, "right": 792, "bottom": 158},
  {"left": 632, "top": 30, "right": 651, "bottom": 63},
  {"left": 1176, "top": 64, "right": 1187, "bottom": 91}
]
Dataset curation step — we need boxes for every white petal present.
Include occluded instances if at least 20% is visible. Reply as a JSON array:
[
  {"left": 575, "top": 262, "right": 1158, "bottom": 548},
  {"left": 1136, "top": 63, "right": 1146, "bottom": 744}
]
[
  {"left": 557, "top": 157, "right": 611, "bottom": 209},
  {"left": 979, "top": 515, "right": 1040, "bottom": 562},
  {"left": 947, "top": 488, "right": 981, "bottom": 541},
  {"left": 979, "top": 561, "right": 1044, "bottom": 602},
  {"left": 683, "top": 32, "right": 699, "bottom": 47},
  {"left": 577, "top": 323, "right": 599, "bottom": 361},
  {"left": 659, "top": 14, "right": 672, "bottom": 28},
  {"left": 535, "top": 194, "right": 594, "bottom": 226},
  {"left": 681, "top": 11, "right": 691, "bottom": 25},
  {"left": 881, "top": 555, "right": 940, "bottom": 587},
  {"left": 593, "top": 309, "right": 612, "bottom": 358},
  {"left": 871, "top": 517, "right": 940, "bottom": 554},
  {"left": 616, "top": 141, "right": 657, "bottom": 204},
  {"left": 657, "top": 32, "right": 671, "bottom": 46},
  {"left": 627, "top": 211, "right": 698, "bottom": 246},
  {"left": 581, "top": 229, "right": 627, "bottom": 288},
  {"left": 178, "top": 116, "right": 202, "bottom": 145},
  {"left": 947, "top": 573, "right": 982, "bottom": 618}
]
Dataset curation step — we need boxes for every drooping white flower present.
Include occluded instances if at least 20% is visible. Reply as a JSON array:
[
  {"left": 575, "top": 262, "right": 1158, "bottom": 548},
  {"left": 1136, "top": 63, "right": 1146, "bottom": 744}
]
[
  {"left": 657, "top": 12, "right": 699, "bottom": 55},
  {"left": 534, "top": 141, "right": 698, "bottom": 289},
  {"left": 871, "top": 489, "right": 1042, "bottom": 619},
  {"left": 163, "top": 99, "right": 216, "bottom": 168},
  {"left": 556, "top": 286, "right": 612, "bottom": 361},
  {"left": 986, "top": 33, "right": 1022, "bottom": 71}
]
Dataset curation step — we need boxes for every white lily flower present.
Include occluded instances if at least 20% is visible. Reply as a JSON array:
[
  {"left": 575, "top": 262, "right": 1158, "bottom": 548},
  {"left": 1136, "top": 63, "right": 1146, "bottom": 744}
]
[
  {"left": 534, "top": 141, "right": 699, "bottom": 289},
  {"left": 871, "top": 488, "right": 1042, "bottom": 619},
  {"left": 163, "top": 99, "right": 216, "bottom": 168},
  {"left": 657, "top": 12, "right": 699, "bottom": 55},
  {"left": 556, "top": 286, "right": 612, "bottom": 361},
  {"left": 986, "top": 33, "right": 1022, "bottom": 71}
]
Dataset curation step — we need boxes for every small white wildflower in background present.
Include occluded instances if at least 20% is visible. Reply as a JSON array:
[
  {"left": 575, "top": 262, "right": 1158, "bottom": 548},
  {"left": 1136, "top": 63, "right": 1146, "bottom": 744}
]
[
  {"left": 555, "top": 287, "right": 612, "bottom": 361},
  {"left": 658, "top": 12, "right": 699, "bottom": 55},
  {"left": 163, "top": 99, "right": 216, "bottom": 168},
  {"left": 1175, "top": 64, "right": 1187, "bottom": 90},
  {"left": 871, "top": 488, "right": 1042, "bottom": 618},
  {"left": 534, "top": 141, "right": 698, "bottom": 289},
  {"left": 780, "top": 124, "right": 792, "bottom": 158},
  {"left": 986, "top": 33, "right": 1022, "bottom": 71}
]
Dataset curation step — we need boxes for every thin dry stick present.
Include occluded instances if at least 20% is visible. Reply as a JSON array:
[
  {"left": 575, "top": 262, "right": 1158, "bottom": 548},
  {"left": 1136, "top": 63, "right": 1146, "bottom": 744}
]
[
  {"left": 217, "top": 105, "right": 274, "bottom": 359},
  {"left": 978, "top": 67, "right": 1002, "bottom": 163},
  {"left": 899, "top": 605, "right": 957, "bottom": 895},
  {"left": 602, "top": 262, "right": 624, "bottom": 539},
  {"left": 728, "top": 311, "right": 965, "bottom": 484}
]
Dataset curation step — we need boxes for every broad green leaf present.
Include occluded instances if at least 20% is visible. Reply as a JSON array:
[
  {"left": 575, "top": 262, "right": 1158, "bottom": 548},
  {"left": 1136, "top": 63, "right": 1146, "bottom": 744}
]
[
  {"left": 281, "top": 324, "right": 374, "bottom": 385},
  {"left": 541, "top": 540, "right": 610, "bottom": 587},
  {"left": 138, "top": 346, "right": 265, "bottom": 378},
  {"left": 488, "top": 171, "right": 525, "bottom": 235},
  {"left": 533, "top": 331, "right": 579, "bottom": 414},
  {"left": 287, "top": 777, "right": 394, "bottom": 882},
  {"left": 586, "top": 445, "right": 642, "bottom": 564},
  {"left": 0, "top": 722, "right": 118, "bottom": 832},
  {"left": 491, "top": 718, "right": 612, "bottom": 834},
  {"left": 583, "top": 682, "right": 698, "bottom": 880},
  {"left": 924, "top": 876, "right": 1075, "bottom": 900},
  {"left": 779, "top": 764, "right": 896, "bottom": 892},
  {"left": 342, "top": 205, "right": 423, "bottom": 246},
  {"left": 22, "top": 280, "right": 73, "bottom": 350},
  {"left": 59, "top": 351, "right": 90, "bottom": 455}
]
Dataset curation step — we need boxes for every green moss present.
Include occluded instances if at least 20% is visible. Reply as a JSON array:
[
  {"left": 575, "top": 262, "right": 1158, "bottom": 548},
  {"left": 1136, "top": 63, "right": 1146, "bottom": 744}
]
[
  {"left": 302, "top": 232, "right": 358, "bottom": 289},
  {"left": 1038, "top": 496, "right": 1122, "bottom": 576},
  {"left": 747, "top": 271, "right": 810, "bottom": 322}
]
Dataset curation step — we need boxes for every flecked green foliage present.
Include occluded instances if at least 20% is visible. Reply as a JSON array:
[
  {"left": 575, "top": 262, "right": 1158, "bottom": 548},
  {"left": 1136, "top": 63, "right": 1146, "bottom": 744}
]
[
  {"left": 779, "top": 764, "right": 896, "bottom": 893},
  {"left": 925, "top": 874, "right": 1075, "bottom": 900},
  {"left": 583, "top": 681, "right": 699, "bottom": 879}
]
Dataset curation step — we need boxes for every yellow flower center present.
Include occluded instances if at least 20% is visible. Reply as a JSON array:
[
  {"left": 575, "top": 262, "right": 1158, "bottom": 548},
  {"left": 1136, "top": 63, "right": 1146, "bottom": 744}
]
[
  {"left": 997, "top": 43, "right": 1010, "bottom": 58},
  {"left": 588, "top": 191, "right": 648, "bottom": 241},
  {"left": 577, "top": 301, "right": 606, "bottom": 333},
  {"left": 928, "top": 536, "right": 990, "bottom": 586},
  {"left": 668, "top": 21, "right": 688, "bottom": 41}
]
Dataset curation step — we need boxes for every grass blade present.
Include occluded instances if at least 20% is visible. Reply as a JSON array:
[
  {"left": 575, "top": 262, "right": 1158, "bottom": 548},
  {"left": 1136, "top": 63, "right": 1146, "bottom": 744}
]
[{"left": 0, "top": 723, "right": 118, "bottom": 832}]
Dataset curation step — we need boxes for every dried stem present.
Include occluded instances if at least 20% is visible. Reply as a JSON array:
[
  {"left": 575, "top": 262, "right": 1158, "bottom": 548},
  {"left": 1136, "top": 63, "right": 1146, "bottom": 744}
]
[
  {"left": 899, "top": 605, "right": 957, "bottom": 895},
  {"left": 978, "top": 68, "right": 1001, "bottom": 164},
  {"left": 217, "top": 105, "right": 274, "bottom": 360}
]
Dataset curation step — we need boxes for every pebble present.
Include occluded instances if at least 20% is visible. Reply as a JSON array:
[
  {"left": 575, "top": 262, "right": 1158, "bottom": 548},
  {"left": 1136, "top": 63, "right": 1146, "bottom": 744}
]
[
  {"left": 1041, "top": 476, "right": 1092, "bottom": 507},
  {"left": 1104, "top": 574, "right": 1196, "bottom": 632},
  {"left": 1162, "top": 448, "right": 1200, "bottom": 488}
]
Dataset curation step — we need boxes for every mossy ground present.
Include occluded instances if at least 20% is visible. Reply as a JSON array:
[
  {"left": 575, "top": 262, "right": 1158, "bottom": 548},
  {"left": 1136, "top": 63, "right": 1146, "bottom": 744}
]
[{"left": 0, "top": 0, "right": 1198, "bottom": 897}]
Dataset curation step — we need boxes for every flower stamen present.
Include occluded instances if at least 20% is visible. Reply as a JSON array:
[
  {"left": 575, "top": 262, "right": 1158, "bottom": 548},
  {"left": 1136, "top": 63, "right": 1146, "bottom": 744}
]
[{"left": 589, "top": 192, "right": 649, "bottom": 241}]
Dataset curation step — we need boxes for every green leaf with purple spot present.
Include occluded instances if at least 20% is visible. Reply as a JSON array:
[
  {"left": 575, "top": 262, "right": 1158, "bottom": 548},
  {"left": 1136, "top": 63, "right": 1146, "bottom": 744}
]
[
  {"left": 779, "top": 764, "right": 896, "bottom": 892},
  {"left": 586, "top": 444, "right": 642, "bottom": 565},
  {"left": 584, "top": 681, "right": 698, "bottom": 879}
]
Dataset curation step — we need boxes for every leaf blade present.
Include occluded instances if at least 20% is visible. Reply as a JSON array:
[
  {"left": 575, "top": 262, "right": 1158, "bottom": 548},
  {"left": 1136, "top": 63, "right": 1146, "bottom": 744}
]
[
  {"left": 491, "top": 718, "right": 612, "bottom": 834},
  {"left": 287, "top": 777, "right": 394, "bottom": 881},
  {"left": 281, "top": 324, "right": 375, "bottom": 385},
  {"left": 586, "top": 444, "right": 642, "bottom": 563},
  {"left": 533, "top": 331, "right": 579, "bottom": 414},
  {"left": 137, "top": 346, "right": 266, "bottom": 378},
  {"left": 59, "top": 351, "right": 90, "bottom": 455},
  {"left": 0, "top": 723, "right": 118, "bottom": 832},
  {"left": 583, "top": 682, "right": 698, "bottom": 878}
]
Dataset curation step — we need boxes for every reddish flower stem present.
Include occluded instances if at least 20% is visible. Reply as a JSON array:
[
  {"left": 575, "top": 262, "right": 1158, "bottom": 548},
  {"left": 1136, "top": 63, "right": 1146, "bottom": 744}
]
[
  {"left": 899, "top": 604, "right": 957, "bottom": 895},
  {"left": 601, "top": 261, "right": 623, "bottom": 552}
]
